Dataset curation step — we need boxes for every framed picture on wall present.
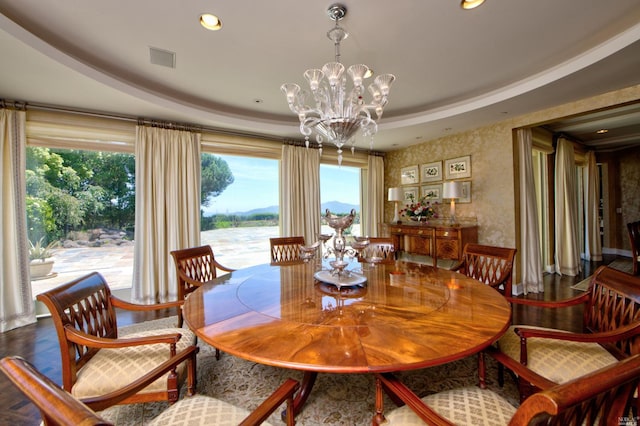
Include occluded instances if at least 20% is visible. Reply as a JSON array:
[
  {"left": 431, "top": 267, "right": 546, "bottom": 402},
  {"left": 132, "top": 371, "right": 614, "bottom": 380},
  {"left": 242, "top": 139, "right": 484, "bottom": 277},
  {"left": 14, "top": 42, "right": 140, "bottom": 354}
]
[
  {"left": 444, "top": 155, "right": 471, "bottom": 180},
  {"left": 458, "top": 181, "right": 472, "bottom": 203},
  {"left": 401, "top": 165, "right": 419, "bottom": 185},
  {"left": 402, "top": 186, "right": 419, "bottom": 202},
  {"left": 420, "top": 161, "right": 442, "bottom": 182},
  {"left": 421, "top": 184, "right": 442, "bottom": 203}
]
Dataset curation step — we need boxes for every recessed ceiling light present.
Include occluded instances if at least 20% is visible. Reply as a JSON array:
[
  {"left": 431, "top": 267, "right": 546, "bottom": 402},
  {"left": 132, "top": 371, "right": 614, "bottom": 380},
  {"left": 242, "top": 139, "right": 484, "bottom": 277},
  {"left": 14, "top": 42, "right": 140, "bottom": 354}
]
[
  {"left": 596, "top": 129, "right": 609, "bottom": 134},
  {"left": 200, "top": 13, "right": 222, "bottom": 31},
  {"left": 461, "top": 0, "right": 486, "bottom": 9}
]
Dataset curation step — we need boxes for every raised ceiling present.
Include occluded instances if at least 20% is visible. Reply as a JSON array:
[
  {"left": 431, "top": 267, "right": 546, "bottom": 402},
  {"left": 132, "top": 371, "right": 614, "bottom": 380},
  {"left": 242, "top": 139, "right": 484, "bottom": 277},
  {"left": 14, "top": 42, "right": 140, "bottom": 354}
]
[{"left": 1, "top": 0, "right": 640, "bottom": 151}]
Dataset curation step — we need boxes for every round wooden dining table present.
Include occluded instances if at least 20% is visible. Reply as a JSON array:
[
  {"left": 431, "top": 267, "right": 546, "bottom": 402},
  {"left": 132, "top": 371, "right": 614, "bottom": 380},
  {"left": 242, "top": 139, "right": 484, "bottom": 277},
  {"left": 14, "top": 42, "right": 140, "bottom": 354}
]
[{"left": 182, "top": 260, "right": 511, "bottom": 417}]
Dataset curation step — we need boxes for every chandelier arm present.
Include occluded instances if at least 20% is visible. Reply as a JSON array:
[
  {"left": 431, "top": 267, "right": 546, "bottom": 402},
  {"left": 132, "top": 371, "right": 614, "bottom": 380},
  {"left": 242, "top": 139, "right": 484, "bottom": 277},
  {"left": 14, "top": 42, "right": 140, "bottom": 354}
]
[{"left": 280, "top": 3, "right": 393, "bottom": 165}]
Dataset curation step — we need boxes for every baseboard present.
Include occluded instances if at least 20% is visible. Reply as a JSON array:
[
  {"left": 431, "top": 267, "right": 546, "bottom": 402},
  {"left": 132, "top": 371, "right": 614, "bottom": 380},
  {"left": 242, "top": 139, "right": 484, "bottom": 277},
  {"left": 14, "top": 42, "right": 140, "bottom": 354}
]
[{"left": 602, "top": 247, "right": 631, "bottom": 257}]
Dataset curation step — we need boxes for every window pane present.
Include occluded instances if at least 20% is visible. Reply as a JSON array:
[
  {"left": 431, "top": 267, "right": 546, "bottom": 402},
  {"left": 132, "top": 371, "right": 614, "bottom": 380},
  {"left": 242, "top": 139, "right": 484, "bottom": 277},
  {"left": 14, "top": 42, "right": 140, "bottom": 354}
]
[
  {"left": 200, "top": 154, "right": 279, "bottom": 268},
  {"left": 27, "top": 147, "right": 135, "bottom": 297},
  {"left": 320, "top": 164, "right": 361, "bottom": 237}
]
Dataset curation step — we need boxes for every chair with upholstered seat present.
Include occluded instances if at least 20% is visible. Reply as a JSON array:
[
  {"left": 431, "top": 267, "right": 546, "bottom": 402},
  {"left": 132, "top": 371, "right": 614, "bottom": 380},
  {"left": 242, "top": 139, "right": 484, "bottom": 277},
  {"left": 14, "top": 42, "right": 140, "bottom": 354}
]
[
  {"left": 486, "top": 265, "right": 640, "bottom": 402},
  {"left": 628, "top": 220, "right": 640, "bottom": 275},
  {"left": 171, "top": 245, "right": 235, "bottom": 301},
  {"left": 36, "top": 272, "right": 198, "bottom": 406},
  {"left": 453, "top": 243, "right": 516, "bottom": 297},
  {"left": 0, "top": 355, "right": 300, "bottom": 426},
  {"left": 357, "top": 237, "right": 396, "bottom": 265},
  {"left": 269, "top": 236, "right": 306, "bottom": 265},
  {"left": 374, "top": 353, "right": 640, "bottom": 425},
  {"left": 171, "top": 245, "right": 235, "bottom": 326}
]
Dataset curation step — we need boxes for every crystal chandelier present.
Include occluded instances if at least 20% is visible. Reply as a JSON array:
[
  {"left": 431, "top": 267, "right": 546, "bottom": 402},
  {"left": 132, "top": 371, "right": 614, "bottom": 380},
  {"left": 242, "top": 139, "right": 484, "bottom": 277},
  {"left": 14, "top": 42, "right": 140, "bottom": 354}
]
[{"left": 281, "top": 4, "right": 395, "bottom": 165}]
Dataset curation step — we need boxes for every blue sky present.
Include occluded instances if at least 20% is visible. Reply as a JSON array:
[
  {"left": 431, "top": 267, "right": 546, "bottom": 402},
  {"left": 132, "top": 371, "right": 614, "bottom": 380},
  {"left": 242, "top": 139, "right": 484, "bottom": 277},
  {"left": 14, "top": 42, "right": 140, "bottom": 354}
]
[{"left": 201, "top": 155, "right": 360, "bottom": 215}]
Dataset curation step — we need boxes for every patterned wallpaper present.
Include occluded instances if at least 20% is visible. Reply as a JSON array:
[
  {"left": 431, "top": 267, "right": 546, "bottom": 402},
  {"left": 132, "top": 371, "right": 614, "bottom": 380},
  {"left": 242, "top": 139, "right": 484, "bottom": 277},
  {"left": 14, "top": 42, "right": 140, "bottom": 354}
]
[
  {"left": 384, "top": 84, "right": 640, "bottom": 255},
  {"left": 385, "top": 125, "right": 515, "bottom": 247},
  {"left": 620, "top": 146, "right": 640, "bottom": 251}
]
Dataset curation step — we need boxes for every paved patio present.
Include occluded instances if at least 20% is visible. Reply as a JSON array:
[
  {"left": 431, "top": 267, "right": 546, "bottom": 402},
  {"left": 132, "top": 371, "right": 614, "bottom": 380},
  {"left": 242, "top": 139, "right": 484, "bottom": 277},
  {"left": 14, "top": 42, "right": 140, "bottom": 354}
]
[{"left": 31, "top": 225, "right": 360, "bottom": 298}]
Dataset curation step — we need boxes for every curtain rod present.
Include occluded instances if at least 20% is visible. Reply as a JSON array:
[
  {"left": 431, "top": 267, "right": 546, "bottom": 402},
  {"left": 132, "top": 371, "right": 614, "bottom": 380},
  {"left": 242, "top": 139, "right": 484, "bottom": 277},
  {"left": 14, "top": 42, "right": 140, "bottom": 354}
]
[
  {"left": 2, "top": 98, "right": 385, "bottom": 156},
  {"left": 1, "top": 98, "right": 282, "bottom": 142}
]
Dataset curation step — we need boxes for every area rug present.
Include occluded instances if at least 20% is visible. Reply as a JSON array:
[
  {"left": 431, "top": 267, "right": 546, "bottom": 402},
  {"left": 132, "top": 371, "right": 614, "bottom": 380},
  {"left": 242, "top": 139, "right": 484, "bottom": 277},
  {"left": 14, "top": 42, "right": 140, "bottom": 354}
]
[
  {"left": 571, "top": 258, "right": 634, "bottom": 291},
  {"left": 102, "top": 318, "right": 519, "bottom": 425}
]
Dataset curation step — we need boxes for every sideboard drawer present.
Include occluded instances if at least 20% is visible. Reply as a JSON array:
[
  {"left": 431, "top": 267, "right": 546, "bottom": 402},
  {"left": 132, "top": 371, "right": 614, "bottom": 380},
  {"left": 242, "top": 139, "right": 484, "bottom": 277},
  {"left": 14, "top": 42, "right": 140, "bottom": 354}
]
[
  {"left": 381, "top": 223, "right": 478, "bottom": 263},
  {"left": 436, "top": 229, "right": 459, "bottom": 239}
]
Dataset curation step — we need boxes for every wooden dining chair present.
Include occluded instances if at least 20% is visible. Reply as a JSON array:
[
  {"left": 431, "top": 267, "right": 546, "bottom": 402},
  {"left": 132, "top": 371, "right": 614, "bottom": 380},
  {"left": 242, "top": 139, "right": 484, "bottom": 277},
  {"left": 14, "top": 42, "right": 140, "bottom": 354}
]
[
  {"left": 628, "top": 220, "right": 640, "bottom": 275},
  {"left": 269, "top": 236, "right": 306, "bottom": 265},
  {"left": 374, "top": 353, "right": 640, "bottom": 425},
  {"left": 486, "top": 265, "right": 640, "bottom": 401},
  {"left": 0, "top": 355, "right": 300, "bottom": 426},
  {"left": 171, "top": 245, "right": 235, "bottom": 300},
  {"left": 170, "top": 245, "right": 234, "bottom": 360},
  {"left": 453, "top": 243, "right": 516, "bottom": 297},
  {"left": 36, "top": 272, "right": 198, "bottom": 406},
  {"left": 357, "top": 237, "right": 396, "bottom": 264}
]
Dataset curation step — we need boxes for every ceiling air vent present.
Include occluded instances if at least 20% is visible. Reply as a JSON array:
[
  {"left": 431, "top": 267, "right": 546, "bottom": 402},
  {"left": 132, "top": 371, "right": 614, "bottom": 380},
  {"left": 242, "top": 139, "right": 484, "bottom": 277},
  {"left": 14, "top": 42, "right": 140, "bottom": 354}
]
[{"left": 149, "top": 47, "right": 176, "bottom": 68}]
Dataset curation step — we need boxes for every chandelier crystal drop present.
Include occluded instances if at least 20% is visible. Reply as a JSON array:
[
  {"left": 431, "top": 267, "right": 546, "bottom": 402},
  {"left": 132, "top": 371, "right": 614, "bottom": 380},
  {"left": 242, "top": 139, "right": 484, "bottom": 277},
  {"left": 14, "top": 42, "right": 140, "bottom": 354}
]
[{"left": 281, "top": 4, "right": 395, "bottom": 165}]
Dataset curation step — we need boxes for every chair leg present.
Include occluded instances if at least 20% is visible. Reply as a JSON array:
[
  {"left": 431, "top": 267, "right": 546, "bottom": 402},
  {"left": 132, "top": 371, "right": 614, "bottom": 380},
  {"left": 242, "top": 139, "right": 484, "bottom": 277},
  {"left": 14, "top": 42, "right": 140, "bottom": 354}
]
[
  {"left": 478, "top": 352, "right": 487, "bottom": 389},
  {"left": 215, "top": 348, "right": 220, "bottom": 360},
  {"left": 518, "top": 378, "right": 537, "bottom": 403},
  {"left": 497, "top": 363, "right": 504, "bottom": 387},
  {"left": 187, "top": 352, "right": 198, "bottom": 396}
]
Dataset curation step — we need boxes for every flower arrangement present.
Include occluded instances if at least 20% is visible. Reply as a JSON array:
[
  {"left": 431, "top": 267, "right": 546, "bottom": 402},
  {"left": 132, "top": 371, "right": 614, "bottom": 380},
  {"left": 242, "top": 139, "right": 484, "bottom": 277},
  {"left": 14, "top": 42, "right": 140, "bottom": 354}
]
[{"left": 399, "top": 194, "right": 438, "bottom": 221}]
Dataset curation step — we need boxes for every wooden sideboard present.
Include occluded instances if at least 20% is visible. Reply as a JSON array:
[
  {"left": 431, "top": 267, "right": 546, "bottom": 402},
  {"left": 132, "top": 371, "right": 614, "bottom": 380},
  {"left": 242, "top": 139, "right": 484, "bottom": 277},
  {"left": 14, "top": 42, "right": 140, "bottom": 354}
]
[{"left": 381, "top": 222, "right": 478, "bottom": 263}]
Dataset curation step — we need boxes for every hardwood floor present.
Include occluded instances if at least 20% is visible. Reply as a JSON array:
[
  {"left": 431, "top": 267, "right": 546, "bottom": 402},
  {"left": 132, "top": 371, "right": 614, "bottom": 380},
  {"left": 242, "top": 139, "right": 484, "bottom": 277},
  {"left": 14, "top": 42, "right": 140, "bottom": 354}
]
[{"left": 0, "top": 256, "right": 619, "bottom": 425}]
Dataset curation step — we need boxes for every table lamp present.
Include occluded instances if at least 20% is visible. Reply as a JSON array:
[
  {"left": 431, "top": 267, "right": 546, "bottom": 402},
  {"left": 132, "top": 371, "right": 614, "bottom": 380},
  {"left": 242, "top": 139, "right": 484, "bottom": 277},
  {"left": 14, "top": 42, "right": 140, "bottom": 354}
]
[
  {"left": 388, "top": 187, "right": 404, "bottom": 223},
  {"left": 442, "top": 181, "right": 463, "bottom": 224}
]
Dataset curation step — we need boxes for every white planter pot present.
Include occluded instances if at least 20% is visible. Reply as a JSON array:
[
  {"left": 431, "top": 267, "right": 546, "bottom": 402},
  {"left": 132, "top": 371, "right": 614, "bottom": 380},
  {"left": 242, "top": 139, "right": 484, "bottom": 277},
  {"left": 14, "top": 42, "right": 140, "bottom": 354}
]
[{"left": 30, "top": 259, "right": 55, "bottom": 279}]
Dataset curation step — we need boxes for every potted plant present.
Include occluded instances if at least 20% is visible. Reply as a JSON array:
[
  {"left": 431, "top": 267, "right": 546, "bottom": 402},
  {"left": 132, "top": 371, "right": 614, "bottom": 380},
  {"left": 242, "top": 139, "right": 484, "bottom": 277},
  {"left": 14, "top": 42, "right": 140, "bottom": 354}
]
[{"left": 29, "top": 237, "right": 58, "bottom": 279}]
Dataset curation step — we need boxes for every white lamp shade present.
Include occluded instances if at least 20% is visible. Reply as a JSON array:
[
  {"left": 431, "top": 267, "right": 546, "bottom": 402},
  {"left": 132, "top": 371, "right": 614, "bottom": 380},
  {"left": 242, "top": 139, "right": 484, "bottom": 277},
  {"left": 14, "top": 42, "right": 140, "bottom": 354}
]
[
  {"left": 388, "top": 187, "right": 404, "bottom": 202},
  {"left": 442, "top": 181, "right": 463, "bottom": 199}
]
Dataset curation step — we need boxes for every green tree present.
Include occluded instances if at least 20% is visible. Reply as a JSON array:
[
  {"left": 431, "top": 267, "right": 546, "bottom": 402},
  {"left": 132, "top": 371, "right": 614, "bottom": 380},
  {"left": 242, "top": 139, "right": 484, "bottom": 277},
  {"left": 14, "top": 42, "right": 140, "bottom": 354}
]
[
  {"left": 56, "top": 150, "right": 136, "bottom": 229},
  {"left": 201, "top": 154, "right": 234, "bottom": 206},
  {"left": 26, "top": 148, "right": 235, "bottom": 241}
]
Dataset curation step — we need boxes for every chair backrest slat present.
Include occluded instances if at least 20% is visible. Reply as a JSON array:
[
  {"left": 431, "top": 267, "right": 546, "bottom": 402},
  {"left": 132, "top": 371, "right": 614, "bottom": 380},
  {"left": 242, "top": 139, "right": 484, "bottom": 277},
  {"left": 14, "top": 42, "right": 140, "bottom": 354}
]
[
  {"left": 36, "top": 272, "right": 117, "bottom": 391},
  {"left": 358, "top": 237, "right": 396, "bottom": 264},
  {"left": 460, "top": 243, "right": 516, "bottom": 296},
  {"left": 585, "top": 265, "right": 640, "bottom": 357},
  {"left": 171, "top": 245, "right": 218, "bottom": 299},
  {"left": 270, "top": 236, "right": 305, "bottom": 265}
]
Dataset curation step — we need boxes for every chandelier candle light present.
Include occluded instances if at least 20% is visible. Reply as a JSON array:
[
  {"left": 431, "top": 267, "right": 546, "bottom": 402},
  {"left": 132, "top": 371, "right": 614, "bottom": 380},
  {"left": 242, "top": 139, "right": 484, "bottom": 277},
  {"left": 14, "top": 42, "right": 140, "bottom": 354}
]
[{"left": 281, "top": 4, "right": 395, "bottom": 166}]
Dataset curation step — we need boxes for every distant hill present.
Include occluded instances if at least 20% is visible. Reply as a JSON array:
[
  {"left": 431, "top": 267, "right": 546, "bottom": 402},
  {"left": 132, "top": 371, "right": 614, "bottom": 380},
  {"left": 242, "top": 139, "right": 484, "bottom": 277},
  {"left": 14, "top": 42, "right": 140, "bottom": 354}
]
[
  {"left": 242, "top": 205, "right": 279, "bottom": 215},
  {"left": 321, "top": 201, "right": 359, "bottom": 214},
  {"left": 232, "top": 201, "right": 358, "bottom": 216}
]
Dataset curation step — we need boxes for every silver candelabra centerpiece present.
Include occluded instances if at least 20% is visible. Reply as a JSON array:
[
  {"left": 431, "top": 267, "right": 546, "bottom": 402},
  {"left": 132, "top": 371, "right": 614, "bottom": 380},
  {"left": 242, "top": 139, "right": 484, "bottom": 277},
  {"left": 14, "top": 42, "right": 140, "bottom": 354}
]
[{"left": 314, "top": 209, "right": 369, "bottom": 288}]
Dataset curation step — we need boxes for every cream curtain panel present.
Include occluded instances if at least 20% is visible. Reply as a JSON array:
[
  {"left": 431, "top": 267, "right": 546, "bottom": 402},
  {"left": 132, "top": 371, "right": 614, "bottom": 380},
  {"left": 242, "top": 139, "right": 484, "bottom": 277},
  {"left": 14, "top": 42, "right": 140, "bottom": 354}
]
[
  {"left": 362, "top": 155, "right": 384, "bottom": 237},
  {"left": 133, "top": 126, "right": 201, "bottom": 303},
  {"left": 517, "top": 128, "right": 544, "bottom": 293},
  {"left": 554, "top": 138, "right": 581, "bottom": 276},
  {"left": 584, "top": 151, "right": 602, "bottom": 261},
  {"left": 1, "top": 109, "right": 36, "bottom": 332},
  {"left": 280, "top": 144, "right": 321, "bottom": 244}
]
